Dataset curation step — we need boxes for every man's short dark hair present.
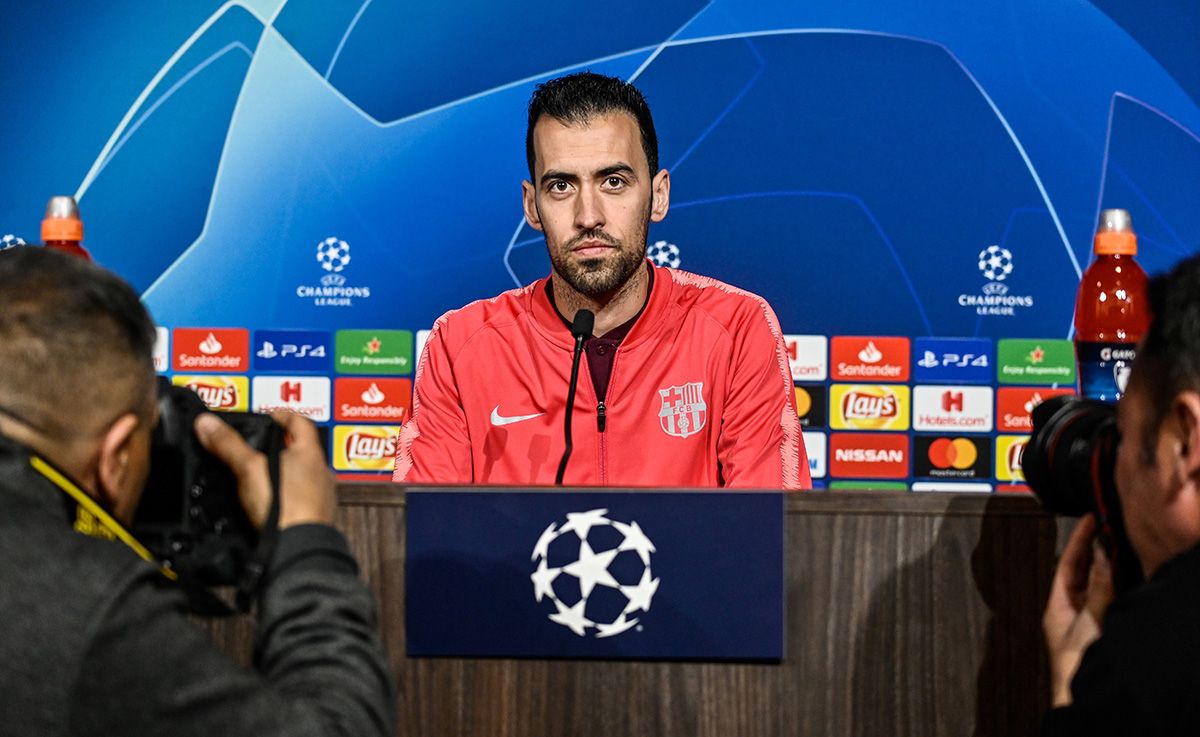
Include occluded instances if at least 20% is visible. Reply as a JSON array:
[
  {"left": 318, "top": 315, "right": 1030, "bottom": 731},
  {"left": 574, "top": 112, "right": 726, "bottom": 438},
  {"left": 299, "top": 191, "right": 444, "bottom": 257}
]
[
  {"left": 1135, "top": 253, "right": 1200, "bottom": 459},
  {"left": 525, "top": 71, "right": 659, "bottom": 180},
  {"left": 0, "top": 247, "right": 156, "bottom": 440}
]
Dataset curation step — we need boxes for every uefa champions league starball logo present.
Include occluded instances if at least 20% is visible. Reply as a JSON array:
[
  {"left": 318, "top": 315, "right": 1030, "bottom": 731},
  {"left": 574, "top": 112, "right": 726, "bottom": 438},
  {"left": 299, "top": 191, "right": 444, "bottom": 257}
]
[
  {"left": 978, "top": 244, "right": 1013, "bottom": 282},
  {"left": 530, "top": 508, "right": 660, "bottom": 638},
  {"left": 316, "top": 236, "right": 351, "bottom": 273},
  {"left": 646, "top": 240, "right": 681, "bottom": 269},
  {"left": 0, "top": 234, "right": 26, "bottom": 250}
]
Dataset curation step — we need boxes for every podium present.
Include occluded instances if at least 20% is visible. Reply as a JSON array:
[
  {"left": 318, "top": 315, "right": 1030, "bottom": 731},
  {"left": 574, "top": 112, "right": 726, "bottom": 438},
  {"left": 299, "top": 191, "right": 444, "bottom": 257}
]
[{"left": 206, "top": 486, "right": 1061, "bottom": 737}]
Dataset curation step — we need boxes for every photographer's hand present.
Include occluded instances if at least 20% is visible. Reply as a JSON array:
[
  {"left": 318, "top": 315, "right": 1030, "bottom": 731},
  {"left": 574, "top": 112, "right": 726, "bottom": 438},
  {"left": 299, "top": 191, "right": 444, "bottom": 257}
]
[
  {"left": 1042, "top": 514, "right": 1114, "bottom": 707},
  {"left": 195, "top": 411, "right": 337, "bottom": 529}
]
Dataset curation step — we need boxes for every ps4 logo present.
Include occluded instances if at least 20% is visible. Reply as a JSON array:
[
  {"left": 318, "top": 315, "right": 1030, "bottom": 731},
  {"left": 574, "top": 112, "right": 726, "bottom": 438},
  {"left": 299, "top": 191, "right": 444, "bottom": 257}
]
[
  {"left": 917, "top": 351, "right": 989, "bottom": 369},
  {"left": 257, "top": 341, "right": 327, "bottom": 360}
]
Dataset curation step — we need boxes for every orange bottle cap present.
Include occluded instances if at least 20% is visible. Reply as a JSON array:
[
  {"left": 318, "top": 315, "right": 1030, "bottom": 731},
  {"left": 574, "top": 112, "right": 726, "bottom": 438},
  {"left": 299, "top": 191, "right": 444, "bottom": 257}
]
[{"left": 1093, "top": 230, "right": 1136, "bottom": 256}]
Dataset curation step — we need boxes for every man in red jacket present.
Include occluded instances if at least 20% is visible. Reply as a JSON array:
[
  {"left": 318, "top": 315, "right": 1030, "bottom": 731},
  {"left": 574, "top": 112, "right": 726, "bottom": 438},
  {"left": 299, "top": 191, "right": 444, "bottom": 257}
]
[{"left": 394, "top": 72, "right": 809, "bottom": 489}]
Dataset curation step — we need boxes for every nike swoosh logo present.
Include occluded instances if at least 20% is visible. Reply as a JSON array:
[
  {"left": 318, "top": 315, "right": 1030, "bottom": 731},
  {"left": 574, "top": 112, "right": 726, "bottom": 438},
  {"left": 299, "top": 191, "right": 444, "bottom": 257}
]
[{"left": 490, "top": 405, "right": 544, "bottom": 426}]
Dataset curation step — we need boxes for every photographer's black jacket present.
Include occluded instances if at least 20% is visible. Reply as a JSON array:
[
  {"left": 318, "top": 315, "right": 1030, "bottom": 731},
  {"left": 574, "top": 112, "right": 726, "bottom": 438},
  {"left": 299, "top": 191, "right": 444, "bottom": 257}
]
[
  {"left": 1042, "top": 542, "right": 1200, "bottom": 736},
  {"left": 0, "top": 435, "right": 394, "bottom": 737}
]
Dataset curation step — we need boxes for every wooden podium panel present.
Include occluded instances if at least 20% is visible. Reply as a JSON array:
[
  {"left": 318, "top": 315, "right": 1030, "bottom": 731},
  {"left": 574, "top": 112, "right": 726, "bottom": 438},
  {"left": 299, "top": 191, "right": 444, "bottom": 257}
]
[{"left": 207, "top": 487, "right": 1061, "bottom": 737}]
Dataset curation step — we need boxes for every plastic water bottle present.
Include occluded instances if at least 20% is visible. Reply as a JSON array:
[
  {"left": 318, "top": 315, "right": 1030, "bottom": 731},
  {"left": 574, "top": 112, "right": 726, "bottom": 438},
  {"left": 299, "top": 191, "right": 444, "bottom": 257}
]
[
  {"left": 41, "top": 195, "right": 91, "bottom": 260},
  {"left": 1074, "top": 209, "right": 1147, "bottom": 401}
]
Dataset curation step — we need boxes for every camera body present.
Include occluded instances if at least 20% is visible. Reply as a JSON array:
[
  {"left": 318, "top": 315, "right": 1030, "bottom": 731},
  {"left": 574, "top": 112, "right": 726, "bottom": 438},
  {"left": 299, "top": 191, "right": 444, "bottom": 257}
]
[
  {"left": 132, "top": 381, "right": 284, "bottom": 589},
  {"left": 1023, "top": 395, "right": 1143, "bottom": 590}
]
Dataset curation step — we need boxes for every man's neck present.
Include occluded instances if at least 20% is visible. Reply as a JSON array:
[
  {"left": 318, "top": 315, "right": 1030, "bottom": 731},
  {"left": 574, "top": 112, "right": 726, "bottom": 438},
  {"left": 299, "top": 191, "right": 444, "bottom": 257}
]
[{"left": 551, "top": 264, "right": 650, "bottom": 337}]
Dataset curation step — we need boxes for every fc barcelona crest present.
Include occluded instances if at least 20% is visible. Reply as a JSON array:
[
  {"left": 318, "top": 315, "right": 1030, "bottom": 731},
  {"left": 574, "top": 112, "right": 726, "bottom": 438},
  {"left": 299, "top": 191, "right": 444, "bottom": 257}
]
[{"left": 658, "top": 382, "right": 707, "bottom": 439}]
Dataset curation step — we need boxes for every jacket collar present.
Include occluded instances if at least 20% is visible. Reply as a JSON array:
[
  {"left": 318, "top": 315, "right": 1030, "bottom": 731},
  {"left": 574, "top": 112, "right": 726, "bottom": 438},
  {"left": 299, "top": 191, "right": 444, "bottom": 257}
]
[{"left": 528, "top": 260, "right": 673, "bottom": 350}]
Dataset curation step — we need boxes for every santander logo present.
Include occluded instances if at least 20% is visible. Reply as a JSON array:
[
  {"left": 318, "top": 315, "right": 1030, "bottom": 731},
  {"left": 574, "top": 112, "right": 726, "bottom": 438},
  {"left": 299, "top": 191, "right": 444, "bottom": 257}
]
[
  {"left": 361, "top": 382, "right": 386, "bottom": 405},
  {"left": 198, "top": 333, "right": 223, "bottom": 355},
  {"left": 857, "top": 341, "right": 883, "bottom": 364}
]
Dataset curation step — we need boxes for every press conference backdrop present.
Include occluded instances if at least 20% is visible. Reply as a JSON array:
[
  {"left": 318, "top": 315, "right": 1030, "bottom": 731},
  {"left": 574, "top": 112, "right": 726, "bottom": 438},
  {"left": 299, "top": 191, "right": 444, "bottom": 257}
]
[{"left": 2, "top": 1, "right": 1198, "bottom": 485}]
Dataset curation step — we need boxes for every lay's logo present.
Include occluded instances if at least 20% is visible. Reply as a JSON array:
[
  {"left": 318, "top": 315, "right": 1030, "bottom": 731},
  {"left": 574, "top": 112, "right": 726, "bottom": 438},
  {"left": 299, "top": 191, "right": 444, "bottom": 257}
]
[
  {"left": 172, "top": 375, "right": 249, "bottom": 412},
  {"left": 831, "top": 385, "right": 910, "bottom": 431},
  {"left": 333, "top": 425, "right": 400, "bottom": 472}
]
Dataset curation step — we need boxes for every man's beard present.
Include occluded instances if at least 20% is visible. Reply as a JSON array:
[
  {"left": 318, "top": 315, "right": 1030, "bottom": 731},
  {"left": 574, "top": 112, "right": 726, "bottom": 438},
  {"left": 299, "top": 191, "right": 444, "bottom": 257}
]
[{"left": 547, "top": 212, "right": 649, "bottom": 299}]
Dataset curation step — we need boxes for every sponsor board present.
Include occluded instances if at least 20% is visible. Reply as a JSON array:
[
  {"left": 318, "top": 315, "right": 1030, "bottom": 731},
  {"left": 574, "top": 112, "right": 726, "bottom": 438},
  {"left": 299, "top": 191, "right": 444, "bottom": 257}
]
[
  {"left": 794, "top": 384, "right": 828, "bottom": 428},
  {"left": 335, "top": 329, "right": 413, "bottom": 375},
  {"left": 913, "top": 435, "right": 990, "bottom": 479},
  {"left": 253, "top": 330, "right": 332, "bottom": 372},
  {"left": 783, "top": 335, "right": 828, "bottom": 381},
  {"left": 912, "top": 337, "right": 993, "bottom": 384},
  {"left": 911, "top": 482, "right": 993, "bottom": 493},
  {"left": 830, "top": 384, "right": 910, "bottom": 431},
  {"left": 996, "top": 387, "right": 1075, "bottom": 432},
  {"left": 995, "top": 435, "right": 1030, "bottom": 481},
  {"left": 997, "top": 339, "right": 1075, "bottom": 385},
  {"left": 415, "top": 329, "right": 432, "bottom": 371},
  {"left": 332, "top": 425, "right": 401, "bottom": 471},
  {"left": 172, "top": 375, "right": 249, "bottom": 412},
  {"left": 153, "top": 327, "right": 169, "bottom": 373},
  {"left": 172, "top": 328, "right": 249, "bottom": 372},
  {"left": 335, "top": 378, "right": 412, "bottom": 423},
  {"left": 912, "top": 385, "right": 994, "bottom": 432},
  {"left": 830, "top": 336, "right": 909, "bottom": 382},
  {"left": 251, "top": 377, "right": 331, "bottom": 421},
  {"left": 803, "top": 431, "right": 826, "bottom": 479},
  {"left": 829, "top": 433, "right": 909, "bottom": 478}
]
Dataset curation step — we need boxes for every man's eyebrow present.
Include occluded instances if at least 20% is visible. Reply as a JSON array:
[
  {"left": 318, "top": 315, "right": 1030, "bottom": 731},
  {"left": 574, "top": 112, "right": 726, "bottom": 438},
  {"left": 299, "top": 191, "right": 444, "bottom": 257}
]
[
  {"left": 597, "top": 164, "right": 636, "bottom": 179},
  {"left": 539, "top": 170, "right": 579, "bottom": 185}
]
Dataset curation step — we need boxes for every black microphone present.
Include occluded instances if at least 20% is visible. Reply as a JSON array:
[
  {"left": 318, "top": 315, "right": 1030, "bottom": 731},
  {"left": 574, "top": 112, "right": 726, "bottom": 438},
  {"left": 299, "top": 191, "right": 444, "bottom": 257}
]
[{"left": 556, "top": 309, "right": 594, "bottom": 485}]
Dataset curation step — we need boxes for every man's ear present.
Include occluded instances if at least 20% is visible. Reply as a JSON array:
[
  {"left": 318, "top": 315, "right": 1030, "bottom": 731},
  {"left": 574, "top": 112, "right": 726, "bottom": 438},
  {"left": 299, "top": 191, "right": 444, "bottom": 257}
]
[
  {"left": 522, "top": 180, "right": 543, "bottom": 232},
  {"left": 1174, "top": 392, "right": 1200, "bottom": 483},
  {"left": 95, "top": 413, "right": 141, "bottom": 519},
  {"left": 650, "top": 169, "right": 670, "bottom": 222}
]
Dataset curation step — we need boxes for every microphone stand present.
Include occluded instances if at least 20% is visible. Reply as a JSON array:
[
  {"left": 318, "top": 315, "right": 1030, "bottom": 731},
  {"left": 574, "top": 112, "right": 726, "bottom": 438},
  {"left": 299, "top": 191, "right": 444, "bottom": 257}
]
[{"left": 556, "top": 309, "right": 594, "bottom": 485}]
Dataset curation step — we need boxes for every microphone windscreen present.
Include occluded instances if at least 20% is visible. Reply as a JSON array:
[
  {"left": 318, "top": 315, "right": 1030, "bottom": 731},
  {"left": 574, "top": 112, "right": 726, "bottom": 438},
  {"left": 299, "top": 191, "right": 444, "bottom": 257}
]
[{"left": 570, "top": 309, "right": 595, "bottom": 339}]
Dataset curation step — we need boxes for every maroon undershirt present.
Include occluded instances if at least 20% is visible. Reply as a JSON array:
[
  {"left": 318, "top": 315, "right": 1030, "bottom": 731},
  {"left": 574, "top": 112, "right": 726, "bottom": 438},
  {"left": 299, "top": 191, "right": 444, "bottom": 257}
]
[{"left": 546, "top": 262, "right": 654, "bottom": 403}]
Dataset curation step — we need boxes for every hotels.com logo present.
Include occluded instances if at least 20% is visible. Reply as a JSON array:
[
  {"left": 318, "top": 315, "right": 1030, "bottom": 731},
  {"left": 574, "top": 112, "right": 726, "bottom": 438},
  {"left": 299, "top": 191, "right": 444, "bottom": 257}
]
[
  {"left": 173, "top": 328, "right": 249, "bottom": 372},
  {"left": 830, "top": 336, "right": 910, "bottom": 381},
  {"left": 783, "top": 335, "right": 828, "bottom": 381},
  {"left": 252, "top": 377, "right": 331, "bottom": 421}
]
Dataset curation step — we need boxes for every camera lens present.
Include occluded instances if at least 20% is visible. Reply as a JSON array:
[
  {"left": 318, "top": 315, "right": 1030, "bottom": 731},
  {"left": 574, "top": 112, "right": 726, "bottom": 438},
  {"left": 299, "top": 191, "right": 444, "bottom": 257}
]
[{"left": 1023, "top": 396, "right": 1118, "bottom": 516}]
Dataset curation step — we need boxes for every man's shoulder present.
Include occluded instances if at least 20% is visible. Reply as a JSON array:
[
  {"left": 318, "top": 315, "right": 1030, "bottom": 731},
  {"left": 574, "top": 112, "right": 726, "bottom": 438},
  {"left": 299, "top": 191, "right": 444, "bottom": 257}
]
[
  {"left": 429, "top": 282, "right": 541, "bottom": 352},
  {"left": 660, "top": 267, "right": 782, "bottom": 335}
]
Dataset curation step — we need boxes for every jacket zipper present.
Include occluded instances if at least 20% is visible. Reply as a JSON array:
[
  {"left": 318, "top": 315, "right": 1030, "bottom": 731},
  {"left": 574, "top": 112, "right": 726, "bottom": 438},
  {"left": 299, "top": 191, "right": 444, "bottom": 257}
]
[{"left": 598, "top": 353, "right": 620, "bottom": 485}]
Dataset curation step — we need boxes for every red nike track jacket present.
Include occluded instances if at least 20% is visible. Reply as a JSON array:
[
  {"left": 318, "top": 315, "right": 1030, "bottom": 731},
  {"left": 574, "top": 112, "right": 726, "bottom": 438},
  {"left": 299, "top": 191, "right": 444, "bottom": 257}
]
[{"left": 393, "top": 264, "right": 810, "bottom": 489}]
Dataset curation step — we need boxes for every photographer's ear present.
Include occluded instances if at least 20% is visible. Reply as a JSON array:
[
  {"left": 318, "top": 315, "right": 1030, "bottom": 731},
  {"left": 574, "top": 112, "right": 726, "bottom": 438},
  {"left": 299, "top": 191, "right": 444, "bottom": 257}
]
[
  {"left": 95, "top": 412, "right": 146, "bottom": 524},
  {"left": 1170, "top": 391, "right": 1200, "bottom": 487}
]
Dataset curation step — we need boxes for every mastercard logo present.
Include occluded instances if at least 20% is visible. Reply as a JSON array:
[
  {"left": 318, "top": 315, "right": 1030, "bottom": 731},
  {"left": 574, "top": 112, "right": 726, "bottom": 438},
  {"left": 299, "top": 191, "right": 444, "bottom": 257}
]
[
  {"left": 795, "top": 387, "right": 812, "bottom": 416},
  {"left": 928, "top": 437, "right": 978, "bottom": 470}
]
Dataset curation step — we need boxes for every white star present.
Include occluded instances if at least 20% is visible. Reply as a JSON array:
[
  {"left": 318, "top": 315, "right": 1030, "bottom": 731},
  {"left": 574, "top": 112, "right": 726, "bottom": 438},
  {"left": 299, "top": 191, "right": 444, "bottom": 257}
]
[
  {"left": 559, "top": 508, "right": 611, "bottom": 540},
  {"left": 595, "top": 612, "right": 640, "bottom": 639},
  {"left": 613, "top": 520, "right": 656, "bottom": 565},
  {"left": 530, "top": 559, "right": 561, "bottom": 603},
  {"left": 621, "top": 567, "right": 660, "bottom": 614},
  {"left": 562, "top": 539, "right": 620, "bottom": 598},
  {"left": 530, "top": 522, "right": 558, "bottom": 561},
  {"left": 548, "top": 597, "right": 593, "bottom": 637}
]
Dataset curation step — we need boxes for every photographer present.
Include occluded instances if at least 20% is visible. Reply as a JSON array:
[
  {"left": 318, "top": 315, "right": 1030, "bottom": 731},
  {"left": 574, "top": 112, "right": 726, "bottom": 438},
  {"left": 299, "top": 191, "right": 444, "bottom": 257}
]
[
  {"left": 1042, "top": 253, "right": 1200, "bottom": 734},
  {"left": 0, "top": 248, "right": 394, "bottom": 736}
]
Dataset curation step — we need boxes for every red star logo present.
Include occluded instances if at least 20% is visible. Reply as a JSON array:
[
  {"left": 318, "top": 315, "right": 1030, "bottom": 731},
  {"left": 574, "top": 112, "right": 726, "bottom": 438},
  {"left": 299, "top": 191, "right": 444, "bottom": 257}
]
[
  {"left": 365, "top": 337, "right": 382, "bottom": 355},
  {"left": 1029, "top": 346, "right": 1045, "bottom": 364}
]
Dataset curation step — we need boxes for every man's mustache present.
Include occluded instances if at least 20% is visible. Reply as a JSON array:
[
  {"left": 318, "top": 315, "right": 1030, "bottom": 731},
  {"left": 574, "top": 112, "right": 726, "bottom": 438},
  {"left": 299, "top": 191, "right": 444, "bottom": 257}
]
[{"left": 565, "top": 229, "right": 621, "bottom": 249}]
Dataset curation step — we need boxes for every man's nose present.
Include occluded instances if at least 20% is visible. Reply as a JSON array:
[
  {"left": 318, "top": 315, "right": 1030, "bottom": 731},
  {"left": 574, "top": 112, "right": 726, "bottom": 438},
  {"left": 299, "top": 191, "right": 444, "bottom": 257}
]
[{"left": 574, "top": 187, "right": 605, "bottom": 231}]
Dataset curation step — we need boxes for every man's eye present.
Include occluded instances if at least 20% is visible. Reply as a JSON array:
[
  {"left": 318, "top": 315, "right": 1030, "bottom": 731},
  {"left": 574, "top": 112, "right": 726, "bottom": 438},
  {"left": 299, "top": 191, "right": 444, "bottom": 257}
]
[
  {"left": 605, "top": 176, "right": 626, "bottom": 188},
  {"left": 549, "top": 181, "right": 570, "bottom": 193}
]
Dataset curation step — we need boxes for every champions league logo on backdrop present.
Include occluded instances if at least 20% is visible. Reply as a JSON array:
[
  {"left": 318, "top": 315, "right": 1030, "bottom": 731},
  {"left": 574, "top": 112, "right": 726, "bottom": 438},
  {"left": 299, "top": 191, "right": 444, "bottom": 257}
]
[
  {"left": 295, "top": 236, "right": 372, "bottom": 308},
  {"left": 0, "top": 234, "right": 26, "bottom": 250},
  {"left": 646, "top": 240, "right": 681, "bottom": 269},
  {"left": 530, "top": 509, "right": 659, "bottom": 639},
  {"left": 957, "top": 244, "right": 1034, "bottom": 317}
]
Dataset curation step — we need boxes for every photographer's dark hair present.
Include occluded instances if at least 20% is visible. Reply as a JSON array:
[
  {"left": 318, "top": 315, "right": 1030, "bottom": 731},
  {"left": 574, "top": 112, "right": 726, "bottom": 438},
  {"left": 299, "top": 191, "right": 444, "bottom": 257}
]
[
  {"left": 525, "top": 71, "right": 659, "bottom": 179},
  {"left": 0, "top": 247, "right": 156, "bottom": 441},
  {"left": 1135, "top": 253, "right": 1200, "bottom": 459}
]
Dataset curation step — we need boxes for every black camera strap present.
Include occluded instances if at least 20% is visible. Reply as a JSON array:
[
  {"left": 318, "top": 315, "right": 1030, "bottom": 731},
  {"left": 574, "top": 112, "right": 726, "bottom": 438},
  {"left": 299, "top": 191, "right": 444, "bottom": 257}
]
[{"left": 235, "top": 443, "right": 282, "bottom": 613}]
